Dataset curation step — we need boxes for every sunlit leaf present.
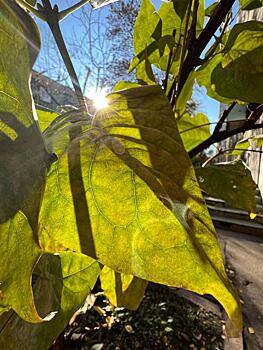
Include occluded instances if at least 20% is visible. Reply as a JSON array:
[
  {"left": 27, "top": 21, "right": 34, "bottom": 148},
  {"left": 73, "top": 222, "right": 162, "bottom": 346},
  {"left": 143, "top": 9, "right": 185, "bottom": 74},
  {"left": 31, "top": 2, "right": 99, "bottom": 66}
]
[
  {"left": 37, "top": 108, "right": 58, "bottom": 132},
  {"left": 100, "top": 267, "right": 147, "bottom": 310},
  {"left": 196, "top": 161, "right": 257, "bottom": 213},
  {"left": 0, "top": 252, "right": 100, "bottom": 350},
  {"left": 131, "top": 0, "right": 204, "bottom": 76},
  {"left": 175, "top": 72, "right": 195, "bottom": 115},
  {"left": 196, "top": 54, "right": 237, "bottom": 104},
  {"left": 178, "top": 112, "right": 211, "bottom": 152},
  {"left": 0, "top": 212, "right": 42, "bottom": 322},
  {"left": 39, "top": 85, "right": 242, "bottom": 336},
  {"left": 114, "top": 81, "right": 141, "bottom": 92},
  {"left": 196, "top": 22, "right": 263, "bottom": 103},
  {"left": 0, "top": 0, "right": 49, "bottom": 322},
  {"left": 222, "top": 21, "right": 263, "bottom": 73},
  {"left": 130, "top": 0, "right": 159, "bottom": 81}
]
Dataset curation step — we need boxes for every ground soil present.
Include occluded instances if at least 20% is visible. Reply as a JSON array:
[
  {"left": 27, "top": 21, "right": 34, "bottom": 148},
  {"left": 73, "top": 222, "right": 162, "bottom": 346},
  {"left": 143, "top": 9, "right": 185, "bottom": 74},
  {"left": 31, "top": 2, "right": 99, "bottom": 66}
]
[{"left": 50, "top": 283, "right": 225, "bottom": 350}]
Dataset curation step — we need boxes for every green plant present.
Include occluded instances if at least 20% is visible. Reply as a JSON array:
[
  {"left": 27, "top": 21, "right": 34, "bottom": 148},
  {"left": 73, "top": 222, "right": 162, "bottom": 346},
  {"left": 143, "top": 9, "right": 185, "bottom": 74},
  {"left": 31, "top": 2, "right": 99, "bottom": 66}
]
[{"left": 0, "top": 0, "right": 262, "bottom": 348}]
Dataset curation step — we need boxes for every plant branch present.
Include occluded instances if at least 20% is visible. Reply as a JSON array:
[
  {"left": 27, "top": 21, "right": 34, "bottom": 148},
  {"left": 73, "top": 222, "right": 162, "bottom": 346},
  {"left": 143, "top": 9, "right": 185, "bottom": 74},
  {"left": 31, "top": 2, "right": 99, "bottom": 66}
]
[
  {"left": 163, "top": 29, "right": 176, "bottom": 93},
  {"left": 39, "top": 0, "right": 87, "bottom": 111},
  {"left": 58, "top": 0, "right": 91, "bottom": 21},
  {"left": 189, "top": 120, "right": 263, "bottom": 158},
  {"left": 198, "top": 12, "right": 231, "bottom": 65},
  {"left": 174, "top": 0, "right": 235, "bottom": 100},
  {"left": 169, "top": 0, "right": 193, "bottom": 106},
  {"left": 202, "top": 147, "right": 263, "bottom": 167}
]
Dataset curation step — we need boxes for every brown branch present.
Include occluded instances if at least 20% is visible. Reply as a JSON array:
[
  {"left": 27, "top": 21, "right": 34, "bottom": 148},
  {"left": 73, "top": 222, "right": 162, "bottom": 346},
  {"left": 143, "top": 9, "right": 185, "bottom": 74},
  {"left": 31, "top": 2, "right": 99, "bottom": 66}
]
[
  {"left": 169, "top": 0, "right": 193, "bottom": 105},
  {"left": 199, "top": 12, "right": 231, "bottom": 65},
  {"left": 189, "top": 121, "right": 263, "bottom": 158},
  {"left": 170, "top": 0, "right": 235, "bottom": 101}
]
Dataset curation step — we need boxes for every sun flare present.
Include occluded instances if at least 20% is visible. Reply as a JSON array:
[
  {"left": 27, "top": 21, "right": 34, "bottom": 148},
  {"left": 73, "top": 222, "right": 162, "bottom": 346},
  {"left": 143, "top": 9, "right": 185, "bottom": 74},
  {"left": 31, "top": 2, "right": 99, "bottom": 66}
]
[{"left": 88, "top": 88, "right": 109, "bottom": 110}]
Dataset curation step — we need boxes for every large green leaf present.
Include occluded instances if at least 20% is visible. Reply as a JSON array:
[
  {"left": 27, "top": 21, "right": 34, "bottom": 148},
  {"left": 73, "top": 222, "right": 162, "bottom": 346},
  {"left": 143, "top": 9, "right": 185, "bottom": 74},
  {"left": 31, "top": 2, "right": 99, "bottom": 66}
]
[
  {"left": 177, "top": 112, "right": 211, "bottom": 152},
  {"left": 196, "top": 22, "right": 263, "bottom": 103},
  {"left": 133, "top": 0, "right": 159, "bottom": 59},
  {"left": 39, "top": 85, "right": 242, "bottom": 335},
  {"left": 239, "top": 0, "right": 263, "bottom": 10},
  {"left": 129, "top": 0, "right": 159, "bottom": 82},
  {"left": 100, "top": 267, "right": 148, "bottom": 310},
  {"left": 130, "top": 0, "right": 205, "bottom": 77},
  {"left": 0, "top": 212, "right": 42, "bottom": 322},
  {"left": 222, "top": 21, "right": 263, "bottom": 73},
  {"left": 0, "top": 252, "right": 100, "bottom": 350},
  {"left": 196, "top": 54, "right": 238, "bottom": 104},
  {"left": 0, "top": 0, "right": 50, "bottom": 322},
  {"left": 196, "top": 161, "right": 257, "bottom": 213}
]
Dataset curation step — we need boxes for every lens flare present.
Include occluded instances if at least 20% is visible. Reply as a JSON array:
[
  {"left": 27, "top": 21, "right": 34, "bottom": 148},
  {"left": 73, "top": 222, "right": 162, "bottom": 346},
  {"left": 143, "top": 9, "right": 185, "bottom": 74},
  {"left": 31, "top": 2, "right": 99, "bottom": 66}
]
[{"left": 88, "top": 89, "right": 109, "bottom": 110}]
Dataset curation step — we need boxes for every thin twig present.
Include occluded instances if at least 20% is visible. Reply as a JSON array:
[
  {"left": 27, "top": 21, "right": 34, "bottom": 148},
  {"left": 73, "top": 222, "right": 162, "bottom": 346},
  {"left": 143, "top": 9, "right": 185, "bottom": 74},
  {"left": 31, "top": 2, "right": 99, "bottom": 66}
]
[
  {"left": 58, "top": 0, "right": 91, "bottom": 21},
  {"left": 163, "top": 29, "right": 176, "bottom": 93},
  {"left": 202, "top": 148, "right": 263, "bottom": 167}
]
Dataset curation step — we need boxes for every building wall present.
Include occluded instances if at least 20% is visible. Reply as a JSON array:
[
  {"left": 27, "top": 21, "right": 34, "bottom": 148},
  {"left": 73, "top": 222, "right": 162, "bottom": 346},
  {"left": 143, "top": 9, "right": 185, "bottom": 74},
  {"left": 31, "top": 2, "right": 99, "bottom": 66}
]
[
  {"left": 244, "top": 115, "right": 263, "bottom": 196},
  {"left": 31, "top": 71, "right": 79, "bottom": 111}
]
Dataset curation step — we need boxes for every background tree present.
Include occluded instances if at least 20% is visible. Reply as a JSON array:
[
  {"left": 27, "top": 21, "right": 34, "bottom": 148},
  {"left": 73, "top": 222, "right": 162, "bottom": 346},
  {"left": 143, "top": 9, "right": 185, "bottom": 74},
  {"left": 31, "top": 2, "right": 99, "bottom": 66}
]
[{"left": 105, "top": 0, "right": 140, "bottom": 87}]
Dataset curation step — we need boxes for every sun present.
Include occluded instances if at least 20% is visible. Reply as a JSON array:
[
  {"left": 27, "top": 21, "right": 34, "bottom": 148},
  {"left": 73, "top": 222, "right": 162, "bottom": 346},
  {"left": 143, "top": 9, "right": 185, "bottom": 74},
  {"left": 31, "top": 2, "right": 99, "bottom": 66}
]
[{"left": 87, "top": 88, "right": 109, "bottom": 111}]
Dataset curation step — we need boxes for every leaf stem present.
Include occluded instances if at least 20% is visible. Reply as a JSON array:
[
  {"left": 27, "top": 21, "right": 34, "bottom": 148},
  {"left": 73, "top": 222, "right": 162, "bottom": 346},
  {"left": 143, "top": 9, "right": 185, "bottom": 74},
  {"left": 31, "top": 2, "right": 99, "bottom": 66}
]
[{"left": 202, "top": 148, "right": 263, "bottom": 167}]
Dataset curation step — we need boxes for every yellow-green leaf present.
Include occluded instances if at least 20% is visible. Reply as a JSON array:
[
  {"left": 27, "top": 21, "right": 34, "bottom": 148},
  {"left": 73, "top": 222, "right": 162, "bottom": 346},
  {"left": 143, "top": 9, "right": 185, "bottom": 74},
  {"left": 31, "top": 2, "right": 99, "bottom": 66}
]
[
  {"left": 196, "top": 161, "right": 257, "bottom": 213},
  {"left": 100, "top": 266, "right": 147, "bottom": 310},
  {"left": 196, "top": 22, "right": 263, "bottom": 103},
  {"left": 100, "top": 266, "right": 148, "bottom": 310},
  {"left": 39, "top": 85, "right": 242, "bottom": 336},
  {"left": 0, "top": 212, "right": 42, "bottom": 322},
  {"left": 37, "top": 108, "right": 58, "bottom": 132},
  {"left": 0, "top": 0, "right": 49, "bottom": 322},
  {"left": 178, "top": 112, "right": 211, "bottom": 152},
  {"left": 0, "top": 252, "right": 100, "bottom": 350}
]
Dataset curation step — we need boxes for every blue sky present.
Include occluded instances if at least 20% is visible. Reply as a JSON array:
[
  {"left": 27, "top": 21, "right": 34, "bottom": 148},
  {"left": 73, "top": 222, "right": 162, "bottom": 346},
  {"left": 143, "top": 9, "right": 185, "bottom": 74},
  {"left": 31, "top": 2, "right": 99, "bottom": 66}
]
[{"left": 34, "top": 0, "right": 239, "bottom": 125}]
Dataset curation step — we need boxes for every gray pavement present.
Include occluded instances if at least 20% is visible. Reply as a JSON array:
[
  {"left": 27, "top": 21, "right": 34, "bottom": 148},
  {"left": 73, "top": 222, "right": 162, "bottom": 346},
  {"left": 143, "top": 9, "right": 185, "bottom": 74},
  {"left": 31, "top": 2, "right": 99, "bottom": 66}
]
[{"left": 218, "top": 229, "right": 263, "bottom": 350}]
